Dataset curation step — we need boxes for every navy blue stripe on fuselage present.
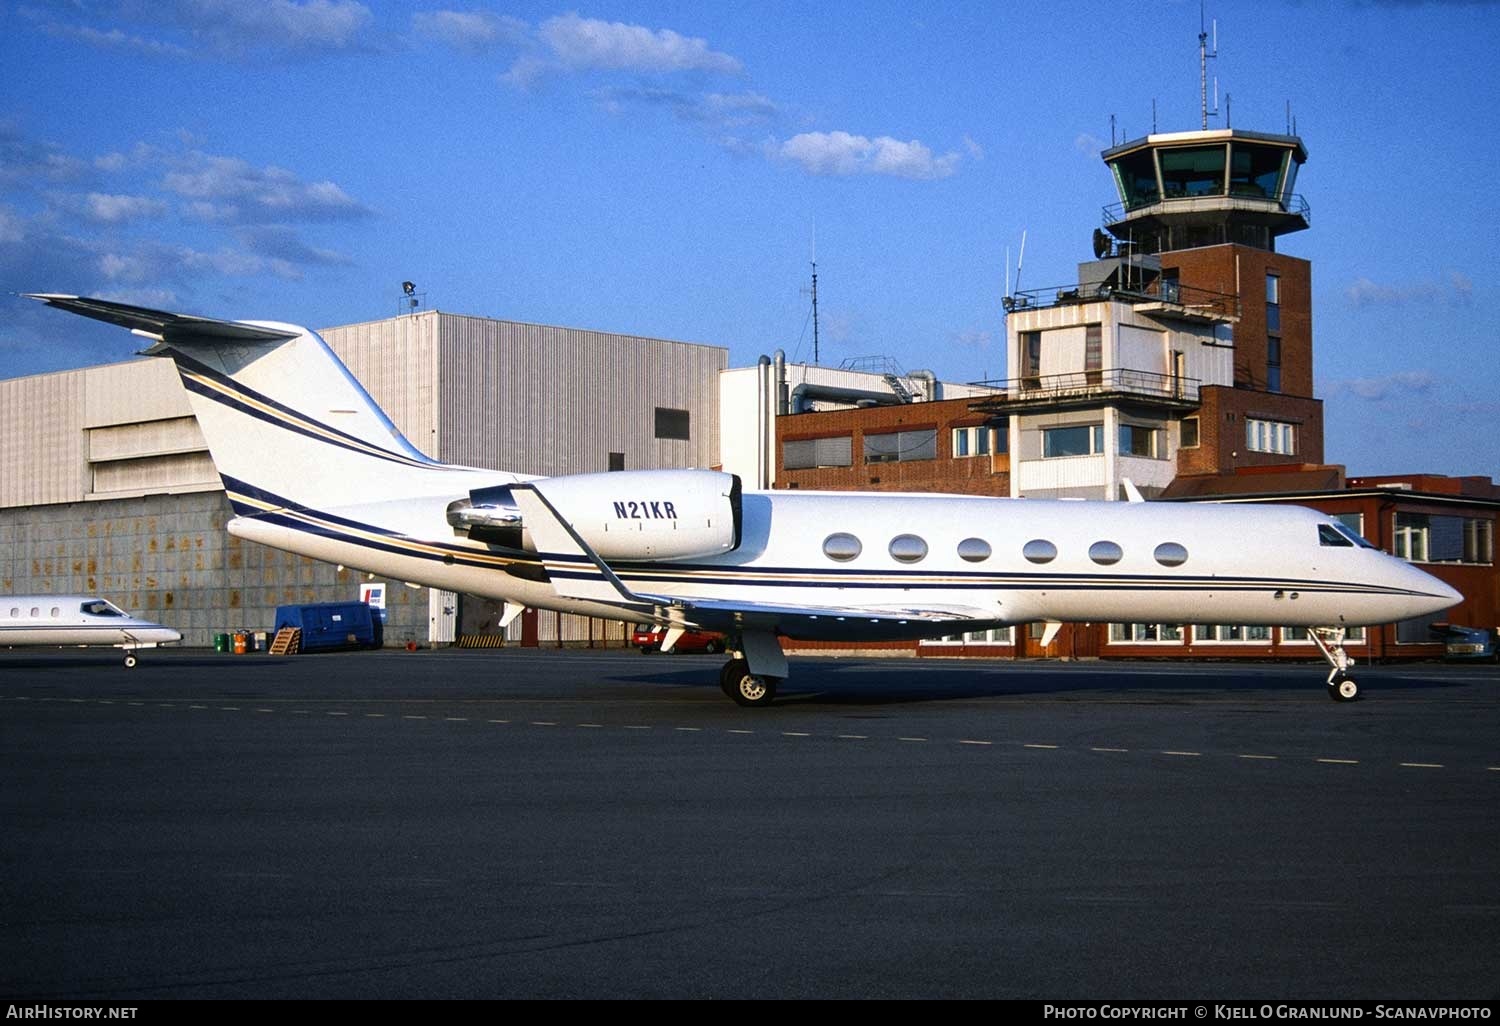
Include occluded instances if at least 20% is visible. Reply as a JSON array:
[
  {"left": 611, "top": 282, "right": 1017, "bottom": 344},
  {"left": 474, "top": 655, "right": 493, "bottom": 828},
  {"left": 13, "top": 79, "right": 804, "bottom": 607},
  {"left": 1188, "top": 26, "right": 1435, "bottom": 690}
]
[
  {"left": 221, "top": 488, "right": 1437, "bottom": 602},
  {"left": 173, "top": 355, "right": 450, "bottom": 472}
]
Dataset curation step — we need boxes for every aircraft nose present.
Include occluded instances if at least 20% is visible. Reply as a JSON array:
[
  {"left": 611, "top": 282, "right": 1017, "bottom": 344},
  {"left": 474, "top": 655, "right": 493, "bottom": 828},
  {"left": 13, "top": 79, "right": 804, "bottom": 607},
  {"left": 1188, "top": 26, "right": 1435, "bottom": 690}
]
[{"left": 1406, "top": 565, "right": 1462, "bottom": 617}]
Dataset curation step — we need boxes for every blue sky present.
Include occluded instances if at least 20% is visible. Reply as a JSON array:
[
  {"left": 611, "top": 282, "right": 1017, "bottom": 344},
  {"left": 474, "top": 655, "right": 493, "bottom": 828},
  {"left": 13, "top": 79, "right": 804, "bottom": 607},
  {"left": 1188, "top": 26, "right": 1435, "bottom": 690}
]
[{"left": 2, "top": 0, "right": 1497, "bottom": 479}]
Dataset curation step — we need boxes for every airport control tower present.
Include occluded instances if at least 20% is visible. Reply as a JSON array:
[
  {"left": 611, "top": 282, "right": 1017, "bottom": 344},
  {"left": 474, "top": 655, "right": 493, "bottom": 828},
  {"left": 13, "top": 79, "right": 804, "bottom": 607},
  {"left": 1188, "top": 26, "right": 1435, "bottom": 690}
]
[{"left": 985, "top": 124, "right": 1325, "bottom": 499}]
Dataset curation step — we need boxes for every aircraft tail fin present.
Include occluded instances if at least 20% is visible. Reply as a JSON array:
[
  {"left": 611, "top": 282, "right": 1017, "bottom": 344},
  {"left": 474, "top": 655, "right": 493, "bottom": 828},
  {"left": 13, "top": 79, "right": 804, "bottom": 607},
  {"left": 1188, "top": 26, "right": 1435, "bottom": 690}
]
[{"left": 27, "top": 294, "right": 492, "bottom": 513}]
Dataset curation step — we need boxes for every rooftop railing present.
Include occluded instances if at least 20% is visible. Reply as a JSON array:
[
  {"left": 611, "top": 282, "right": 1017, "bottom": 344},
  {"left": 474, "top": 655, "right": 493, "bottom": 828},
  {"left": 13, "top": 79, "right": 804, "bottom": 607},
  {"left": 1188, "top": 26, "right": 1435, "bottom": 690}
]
[
  {"left": 1102, "top": 192, "right": 1311, "bottom": 225},
  {"left": 1001, "top": 279, "right": 1238, "bottom": 319},
  {"left": 968, "top": 368, "right": 1202, "bottom": 412}
]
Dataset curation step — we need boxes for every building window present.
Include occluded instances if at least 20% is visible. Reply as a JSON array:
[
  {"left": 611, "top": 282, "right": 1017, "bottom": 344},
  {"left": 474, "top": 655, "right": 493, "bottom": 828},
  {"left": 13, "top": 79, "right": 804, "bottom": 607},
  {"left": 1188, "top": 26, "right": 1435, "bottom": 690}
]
[
  {"left": 1043, "top": 424, "right": 1104, "bottom": 458},
  {"left": 1085, "top": 324, "right": 1102, "bottom": 385},
  {"left": 1192, "top": 625, "right": 1272, "bottom": 643},
  {"left": 1395, "top": 616, "right": 1442, "bottom": 644},
  {"left": 1283, "top": 626, "right": 1365, "bottom": 644},
  {"left": 952, "top": 426, "right": 1000, "bottom": 458},
  {"left": 608, "top": 452, "right": 625, "bottom": 472},
  {"left": 1118, "top": 423, "right": 1163, "bottom": 459},
  {"left": 1393, "top": 513, "right": 1494, "bottom": 565},
  {"left": 1110, "top": 623, "right": 1185, "bottom": 644},
  {"left": 1021, "top": 331, "right": 1042, "bottom": 389},
  {"left": 1180, "top": 416, "right": 1200, "bottom": 449},
  {"left": 1267, "top": 335, "right": 1282, "bottom": 393},
  {"left": 784, "top": 436, "right": 852, "bottom": 470},
  {"left": 654, "top": 407, "right": 690, "bottom": 440},
  {"left": 924, "top": 627, "right": 1016, "bottom": 646},
  {"left": 1245, "top": 418, "right": 1295, "bottom": 455},
  {"left": 864, "top": 429, "right": 937, "bottom": 464}
]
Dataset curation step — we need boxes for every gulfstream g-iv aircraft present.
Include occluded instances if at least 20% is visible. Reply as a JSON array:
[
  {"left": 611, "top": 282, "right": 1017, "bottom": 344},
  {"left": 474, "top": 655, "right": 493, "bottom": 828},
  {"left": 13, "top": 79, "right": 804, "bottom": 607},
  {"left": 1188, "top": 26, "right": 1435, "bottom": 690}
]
[
  {"left": 29, "top": 294, "right": 1460, "bottom": 704},
  {"left": 1, "top": 595, "right": 180, "bottom": 667}
]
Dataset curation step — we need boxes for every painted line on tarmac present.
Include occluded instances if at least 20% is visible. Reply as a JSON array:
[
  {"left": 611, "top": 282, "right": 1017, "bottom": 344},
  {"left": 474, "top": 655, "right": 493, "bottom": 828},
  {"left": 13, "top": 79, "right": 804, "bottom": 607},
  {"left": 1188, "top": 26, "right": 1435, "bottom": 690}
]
[{"left": 5, "top": 693, "right": 1494, "bottom": 774}]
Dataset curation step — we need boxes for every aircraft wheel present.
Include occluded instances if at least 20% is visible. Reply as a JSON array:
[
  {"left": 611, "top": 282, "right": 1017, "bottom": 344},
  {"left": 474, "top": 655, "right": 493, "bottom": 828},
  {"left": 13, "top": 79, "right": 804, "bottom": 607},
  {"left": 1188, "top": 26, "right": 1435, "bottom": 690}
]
[
  {"left": 720, "top": 659, "right": 777, "bottom": 707},
  {"left": 123, "top": 654, "right": 137, "bottom": 669},
  {"left": 1327, "top": 675, "right": 1358, "bottom": 702}
]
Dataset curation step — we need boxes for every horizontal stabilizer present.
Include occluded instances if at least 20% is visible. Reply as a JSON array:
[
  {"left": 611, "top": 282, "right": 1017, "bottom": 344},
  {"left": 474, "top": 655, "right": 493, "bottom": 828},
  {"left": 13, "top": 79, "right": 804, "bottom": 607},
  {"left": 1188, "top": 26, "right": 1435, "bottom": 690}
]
[{"left": 25, "top": 293, "right": 299, "bottom": 347}]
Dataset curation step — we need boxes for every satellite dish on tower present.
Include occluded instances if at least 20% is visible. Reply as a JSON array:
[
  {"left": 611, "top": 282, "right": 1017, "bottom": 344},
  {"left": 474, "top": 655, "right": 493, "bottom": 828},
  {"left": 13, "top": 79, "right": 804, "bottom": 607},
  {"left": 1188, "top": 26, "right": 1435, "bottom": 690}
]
[{"left": 1092, "top": 228, "right": 1114, "bottom": 260}]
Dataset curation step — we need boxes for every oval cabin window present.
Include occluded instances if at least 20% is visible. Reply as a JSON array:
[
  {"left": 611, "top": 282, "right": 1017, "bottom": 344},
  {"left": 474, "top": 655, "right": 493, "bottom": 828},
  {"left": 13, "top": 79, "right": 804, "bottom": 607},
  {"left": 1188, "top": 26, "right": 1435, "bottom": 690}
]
[
  {"left": 957, "top": 538, "right": 991, "bottom": 563},
  {"left": 1153, "top": 542, "right": 1189, "bottom": 567},
  {"left": 1088, "top": 541, "right": 1123, "bottom": 566},
  {"left": 1022, "top": 539, "right": 1058, "bottom": 565},
  {"left": 823, "top": 532, "right": 862, "bottom": 562},
  {"left": 889, "top": 534, "right": 929, "bottom": 564}
]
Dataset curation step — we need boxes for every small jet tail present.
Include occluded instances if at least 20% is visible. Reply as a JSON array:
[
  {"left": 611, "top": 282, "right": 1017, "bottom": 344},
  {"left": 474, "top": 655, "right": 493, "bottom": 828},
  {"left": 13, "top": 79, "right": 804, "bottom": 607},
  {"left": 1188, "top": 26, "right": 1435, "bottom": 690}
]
[{"left": 26, "top": 294, "right": 503, "bottom": 514}]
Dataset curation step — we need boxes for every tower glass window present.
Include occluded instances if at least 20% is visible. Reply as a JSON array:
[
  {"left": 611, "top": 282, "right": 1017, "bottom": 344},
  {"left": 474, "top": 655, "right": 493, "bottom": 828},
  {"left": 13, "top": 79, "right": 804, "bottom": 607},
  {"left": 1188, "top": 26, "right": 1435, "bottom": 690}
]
[
  {"left": 1230, "top": 144, "right": 1288, "bottom": 199},
  {"left": 1159, "top": 145, "right": 1226, "bottom": 198},
  {"left": 1111, "top": 148, "right": 1161, "bottom": 209}
]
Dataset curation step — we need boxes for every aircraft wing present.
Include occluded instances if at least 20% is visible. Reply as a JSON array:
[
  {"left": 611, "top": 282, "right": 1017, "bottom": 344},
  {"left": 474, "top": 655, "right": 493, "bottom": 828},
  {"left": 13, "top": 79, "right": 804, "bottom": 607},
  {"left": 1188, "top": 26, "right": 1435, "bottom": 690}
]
[{"left": 506, "top": 482, "right": 997, "bottom": 638}]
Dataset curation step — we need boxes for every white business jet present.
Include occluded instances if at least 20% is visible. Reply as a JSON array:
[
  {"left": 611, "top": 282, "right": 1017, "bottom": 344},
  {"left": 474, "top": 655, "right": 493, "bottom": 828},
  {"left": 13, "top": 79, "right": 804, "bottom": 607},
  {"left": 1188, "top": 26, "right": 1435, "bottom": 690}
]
[
  {"left": 27, "top": 294, "right": 1460, "bottom": 704},
  {"left": 0, "top": 595, "right": 181, "bottom": 667}
]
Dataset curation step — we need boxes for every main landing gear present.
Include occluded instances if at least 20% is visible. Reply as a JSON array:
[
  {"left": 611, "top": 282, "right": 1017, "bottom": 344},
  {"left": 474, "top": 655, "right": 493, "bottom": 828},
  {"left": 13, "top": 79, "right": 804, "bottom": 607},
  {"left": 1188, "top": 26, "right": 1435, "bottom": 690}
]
[
  {"left": 1309, "top": 627, "right": 1359, "bottom": 702},
  {"left": 720, "top": 658, "right": 778, "bottom": 707},
  {"left": 716, "top": 630, "right": 788, "bottom": 707}
]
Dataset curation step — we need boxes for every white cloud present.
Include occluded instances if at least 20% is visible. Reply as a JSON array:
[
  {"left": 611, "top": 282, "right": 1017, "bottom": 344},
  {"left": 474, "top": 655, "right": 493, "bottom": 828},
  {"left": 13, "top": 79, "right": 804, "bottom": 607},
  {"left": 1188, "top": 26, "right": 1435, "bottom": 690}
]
[
  {"left": 591, "top": 87, "right": 779, "bottom": 127},
  {"left": 41, "top": 23, "right": 191, "bottom": 59},
  {"left": 1324, "top": 370, "right": 1438, "bottom": 401},
  {"left": 1345, "top": 274, "right": 1473, "bottom": 307},
  {"left": 412, "top": 9, "right": 528, "bottom": 53},
  {"left": 74, "top": 193, "right": 169, "bottom": 224},
  {"left": 1075, "top": 132, "right": 1109, "bottom": 157},
  {"left": 779, "top": 131, "right": 960, "bottom": 180},
  {"left": 533, "top": 13, "right": 741, "bottom": 75},
  {"left": 164, "top": 152, "right": 371, "bottom": 223},
  {"left": 172, "top": 0, "right": 372, "bottom": 52},
  {"left": 30, "top": 1, "right": 373, "bottom": 60}
]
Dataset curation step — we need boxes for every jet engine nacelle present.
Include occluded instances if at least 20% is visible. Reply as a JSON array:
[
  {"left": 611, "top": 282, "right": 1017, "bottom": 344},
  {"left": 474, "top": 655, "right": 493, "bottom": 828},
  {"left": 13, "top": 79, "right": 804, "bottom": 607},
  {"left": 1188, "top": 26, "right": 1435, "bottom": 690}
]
[{"left": 448, "top": 469, "right": 741, "bottom": 562}]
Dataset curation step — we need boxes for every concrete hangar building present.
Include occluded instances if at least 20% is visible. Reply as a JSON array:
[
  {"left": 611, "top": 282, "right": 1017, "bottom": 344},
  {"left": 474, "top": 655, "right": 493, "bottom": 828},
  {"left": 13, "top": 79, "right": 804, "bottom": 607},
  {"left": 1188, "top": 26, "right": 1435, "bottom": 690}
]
[{"left": 0, "top": 310, "right": 725, "bottom": 648}]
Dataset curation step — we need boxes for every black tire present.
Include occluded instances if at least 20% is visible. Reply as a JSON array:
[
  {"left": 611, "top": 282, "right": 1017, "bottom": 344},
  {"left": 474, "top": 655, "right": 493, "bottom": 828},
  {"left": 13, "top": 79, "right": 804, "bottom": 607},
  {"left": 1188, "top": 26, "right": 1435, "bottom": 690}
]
[
  {"left": 705, "top": 639, "right": 723, "bottom": 655},
  {"left": 1328, "top": 675, "right": 1359, "bottom": 702},
  {"left": 720, "top": 658, "right": 777, "bottom": 707}
]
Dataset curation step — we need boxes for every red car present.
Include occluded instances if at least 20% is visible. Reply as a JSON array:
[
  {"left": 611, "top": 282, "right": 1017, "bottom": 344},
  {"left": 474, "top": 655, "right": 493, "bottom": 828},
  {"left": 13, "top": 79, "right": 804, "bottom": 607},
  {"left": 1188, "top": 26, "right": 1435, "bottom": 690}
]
[{"left": 631, "top": 624, "right": 726, "bottom": 654}]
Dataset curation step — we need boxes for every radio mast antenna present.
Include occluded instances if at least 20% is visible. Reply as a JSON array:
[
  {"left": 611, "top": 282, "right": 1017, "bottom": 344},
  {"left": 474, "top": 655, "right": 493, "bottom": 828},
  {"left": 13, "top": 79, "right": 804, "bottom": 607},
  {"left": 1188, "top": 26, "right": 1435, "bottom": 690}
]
[{"left": 1199, "top": 2, "right": 1219, "bottom": 129}]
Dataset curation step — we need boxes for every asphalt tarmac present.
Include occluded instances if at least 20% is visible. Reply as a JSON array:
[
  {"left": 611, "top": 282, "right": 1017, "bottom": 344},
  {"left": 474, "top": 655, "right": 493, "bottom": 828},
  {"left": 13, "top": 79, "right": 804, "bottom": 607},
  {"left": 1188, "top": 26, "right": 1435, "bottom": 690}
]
[{"left": 1, "top": 647, "right": 1496, "bottom": 1000}]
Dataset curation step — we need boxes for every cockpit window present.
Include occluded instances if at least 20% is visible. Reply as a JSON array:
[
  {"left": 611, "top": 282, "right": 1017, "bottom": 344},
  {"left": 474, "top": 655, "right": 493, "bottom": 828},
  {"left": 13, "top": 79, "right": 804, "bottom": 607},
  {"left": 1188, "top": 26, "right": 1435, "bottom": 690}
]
[
  {"left": 1336, "top": 523, "right": 1377, "bottom": 549},
  {"left": 1318, "top": 524, "right": 1353, "bottom": 547},
  {"left": 81, "top": 600, "right": 125, "bottom": 617}
]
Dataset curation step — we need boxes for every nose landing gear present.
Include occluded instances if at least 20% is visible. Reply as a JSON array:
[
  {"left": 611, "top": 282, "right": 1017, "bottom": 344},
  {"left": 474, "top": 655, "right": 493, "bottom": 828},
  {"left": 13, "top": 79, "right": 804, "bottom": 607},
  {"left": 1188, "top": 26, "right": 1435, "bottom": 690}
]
[{"left": 1310, "top": 627, "right": 1359, "bottom": 702}]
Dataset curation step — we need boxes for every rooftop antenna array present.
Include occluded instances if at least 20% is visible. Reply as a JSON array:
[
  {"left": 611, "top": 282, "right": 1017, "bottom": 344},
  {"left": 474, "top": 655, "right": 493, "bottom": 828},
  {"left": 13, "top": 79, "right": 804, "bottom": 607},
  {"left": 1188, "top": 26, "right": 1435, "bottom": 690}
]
[
  {"left": 800, "top": 227, "right": 820, "bottom": 365},
  {"left": 1199, "top": 1, "right": 1220, "bottom": 129}
]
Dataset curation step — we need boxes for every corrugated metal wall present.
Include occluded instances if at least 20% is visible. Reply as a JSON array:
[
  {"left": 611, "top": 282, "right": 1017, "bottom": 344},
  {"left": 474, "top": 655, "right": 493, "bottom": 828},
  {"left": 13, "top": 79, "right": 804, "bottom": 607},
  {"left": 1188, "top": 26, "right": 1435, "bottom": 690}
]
[
  {"left": 319, "top": 313, "right": 440, "bottom": 457},
  {"left": 0, "top": 370, "right": 87, "bottom": 508},
  {"left": 430, "top": 313, "right": 724, "bottom": 475}
]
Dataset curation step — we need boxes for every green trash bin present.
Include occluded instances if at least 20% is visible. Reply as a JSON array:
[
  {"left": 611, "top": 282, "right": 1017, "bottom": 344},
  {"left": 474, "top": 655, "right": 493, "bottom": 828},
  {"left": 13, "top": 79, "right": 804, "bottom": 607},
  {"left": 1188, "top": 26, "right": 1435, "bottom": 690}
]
[{"left": 213, "top": 632, "right": 229, "bottom": 653}]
